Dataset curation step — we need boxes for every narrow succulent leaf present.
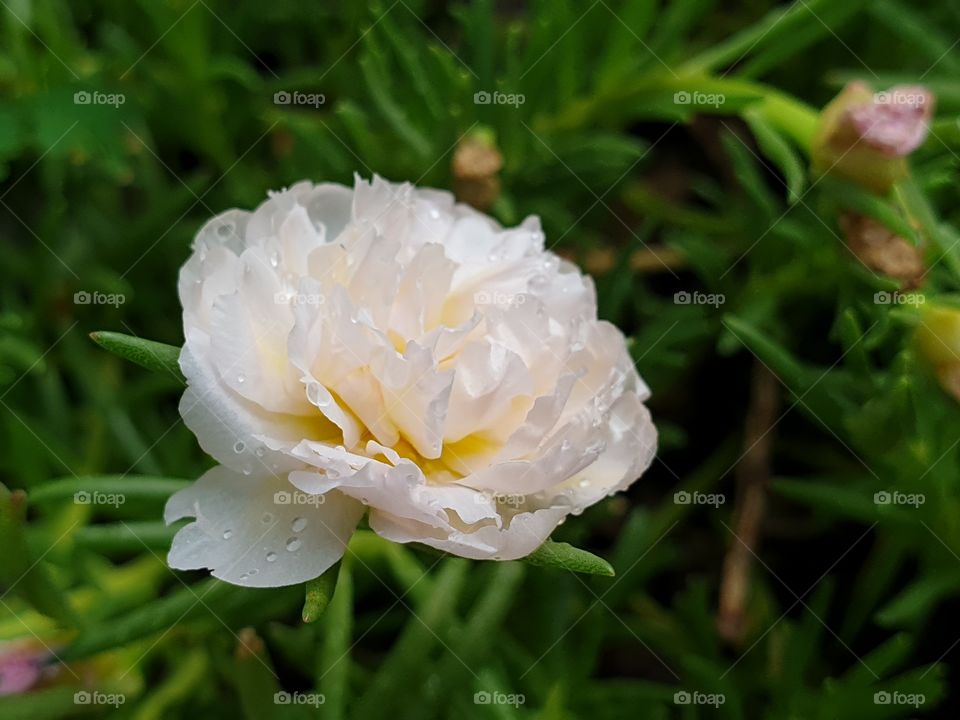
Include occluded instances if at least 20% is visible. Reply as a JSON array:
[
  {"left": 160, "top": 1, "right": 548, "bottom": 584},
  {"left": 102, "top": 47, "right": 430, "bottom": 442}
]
[
  {"left": 524, "top": 540, "right": 616, "bottom": 577},
  {"left": 302, "top": 563, "right": 339, "bottom": 623},
  {"left": 89, "top": 331, "right": 184, "bottom": 382}
]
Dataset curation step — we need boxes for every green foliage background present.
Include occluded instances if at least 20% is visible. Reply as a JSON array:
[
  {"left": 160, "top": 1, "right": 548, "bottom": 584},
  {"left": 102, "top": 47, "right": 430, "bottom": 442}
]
[{"left": 2, "top": 0, "right": 960, "bottom": 717}]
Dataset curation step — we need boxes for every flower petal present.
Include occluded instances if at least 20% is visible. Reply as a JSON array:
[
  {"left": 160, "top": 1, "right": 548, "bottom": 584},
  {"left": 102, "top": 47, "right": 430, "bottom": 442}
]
[{"left": 166, "top": 466, "right": 364, "bottom": 588}]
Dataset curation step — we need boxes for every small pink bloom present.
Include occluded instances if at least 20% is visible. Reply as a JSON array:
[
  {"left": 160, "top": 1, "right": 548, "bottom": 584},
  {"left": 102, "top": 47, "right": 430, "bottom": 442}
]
[{"left": 846, "top": 85, "right": 934, "bottom": 157}]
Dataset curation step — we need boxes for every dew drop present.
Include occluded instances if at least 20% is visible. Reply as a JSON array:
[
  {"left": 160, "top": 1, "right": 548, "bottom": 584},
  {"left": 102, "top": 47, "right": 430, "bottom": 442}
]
[
  {"left": 291, "top": 517, "right": 308, "bottom": 532},
  {"left": 586, "top": 440, "right": 607, "bottom": 455},
  {"left": 217, "top": 223, "right": 233, "bottom": 238},
  {"left": 222, "top": 529, "right": 233, "bottom": 540},
  {"left": 530, "top": 274, "right": 548, "bottom": 290},
  {"left": 248, "top": 568, "right": 259, "bottom": 576},
  {"left": 266, "top": 552, "right": 277, "bottom": 562},
  {"left": 233, "top": 440, "right": 246, "bottom": 454},
  {"left": 286, "top": 537, "right": 302, "bottom": 552},
  {"left": 428, "top": 208, "right": 440, "bottom": 220},
  {"left": 261, "top": 512, "right": 274, "bottom": 524},
  {"left": 236, "top": 373, "right": 245, "bottom": 384},
  {"left": 255, "top": 447, "right": 265, "bottom": 458},
  {"left": 270, "top": 251, "right": 280, "bottom": 268},
  {"left": 242, "top": 466, "right": 252, "bottom": 476},
  {"left": 327, "top": 468, "right": 341, "bottom": 479},
  {"left": 239, "top": 573, "right": 248, "bottom": 580},
  {"left": 579, "top": 479, "right": 590, "bottom": 488},
  {"left": 360, "top": 496, "right": 368, "bottom": 504}
]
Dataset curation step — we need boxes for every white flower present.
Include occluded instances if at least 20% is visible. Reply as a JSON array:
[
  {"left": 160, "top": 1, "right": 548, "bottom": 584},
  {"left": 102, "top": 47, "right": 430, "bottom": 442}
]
[{"left": 166, "top": 175, "right": 656, "bottom": 587}]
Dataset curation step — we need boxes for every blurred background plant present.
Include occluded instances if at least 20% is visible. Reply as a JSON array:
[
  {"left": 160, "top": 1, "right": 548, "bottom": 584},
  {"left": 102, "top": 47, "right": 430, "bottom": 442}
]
[{"left": 2, "top": 0, "right": 960, "bottom": 717}]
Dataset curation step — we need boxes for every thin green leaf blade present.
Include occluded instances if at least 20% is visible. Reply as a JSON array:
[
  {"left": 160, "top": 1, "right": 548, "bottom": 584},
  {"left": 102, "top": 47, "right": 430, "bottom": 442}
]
[
  {"left": 524, "top": 540, "right": 615, "bottom": 577},
  {"left": 90, "top": 331, "right": 184, "bottom": 382}
]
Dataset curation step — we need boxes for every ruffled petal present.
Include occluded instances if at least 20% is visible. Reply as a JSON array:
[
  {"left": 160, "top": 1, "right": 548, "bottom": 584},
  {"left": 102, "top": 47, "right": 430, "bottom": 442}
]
[{"left": 166, "top": 466, "right": 364, "bottom": 588}]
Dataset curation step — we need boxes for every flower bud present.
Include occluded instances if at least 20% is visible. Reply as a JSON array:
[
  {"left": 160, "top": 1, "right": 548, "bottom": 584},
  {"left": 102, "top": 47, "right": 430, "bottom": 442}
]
[
  {"left": 839, "top": 212, "right": 924, "bottom": 288},
  {"left": 915, "top": 304, "right": 960, "bottom": 402},
  {"left": 452, "top": 129, "right": 503, "bottom": 210},
  {"left": 812, "top": 82, "right": 934, "bottom": 193}
]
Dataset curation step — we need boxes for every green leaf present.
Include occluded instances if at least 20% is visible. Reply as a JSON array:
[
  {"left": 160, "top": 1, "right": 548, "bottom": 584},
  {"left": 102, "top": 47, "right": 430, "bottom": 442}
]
[
  {"left": 744, "top": 107, "right": 806, "bottom": 203},
  {"left": 89, "top": 331, "right": 184, "bottom": 382},
  {"left": 302, "top": 563, "right": 339, "bottom": 623},
  {"left": 524, "top": 540, "right": 615, "bottom": 577},
  {"left": 73, "top": 521, "right": 182, "bottom": 553},
  {"left": 0, "top": 484, "right": 75, "bottom": 624},
  {"left": 318, "top": 561, "right": 354, "bottom": 720},
  {"left": 28, "top": 476, "right": 189, "bottom": 506},
  {"left": 62, "top": 579, "right": 232, "bottom": 659}
]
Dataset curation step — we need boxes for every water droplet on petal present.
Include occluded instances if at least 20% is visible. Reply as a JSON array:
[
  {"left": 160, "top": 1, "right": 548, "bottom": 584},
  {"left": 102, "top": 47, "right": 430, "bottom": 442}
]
[
  {"left": 261, "top": 512, "right": 274, "bottom": 524},
  {"left": 236, "top": 373, "right": 245, "bottom": 384},
  {"left": 248, "top": 568, "right": 259, "bottom": 576},
  {"left": 255, "top": 447, "right": 265, "bottom": 458},
  {"left": 291, "top": 517, "right": 307, "bottom": 532},
  {"left": 270, "top": 251, "right": 280, "bottom": 268},
  {"left": 233, "top": 441, "right": 246, "bottom": 454},
  {"left": 286, "top": 537, "right": 302, "bottom": 552},
  {"left": 222, "top": 529, "right": 233, "bottom": 540},
  {"left": 266, "top": 552, "right": 277, "bottom": 562}
]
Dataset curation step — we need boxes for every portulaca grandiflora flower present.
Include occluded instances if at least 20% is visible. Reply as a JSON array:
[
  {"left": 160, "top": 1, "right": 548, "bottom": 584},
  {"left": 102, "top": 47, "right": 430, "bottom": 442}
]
[{"left": 165, "top": 175, "right": 657, "bottom": 587}]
